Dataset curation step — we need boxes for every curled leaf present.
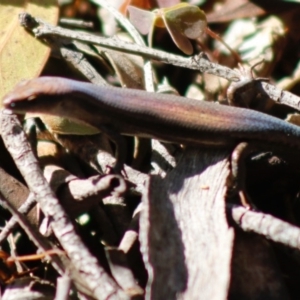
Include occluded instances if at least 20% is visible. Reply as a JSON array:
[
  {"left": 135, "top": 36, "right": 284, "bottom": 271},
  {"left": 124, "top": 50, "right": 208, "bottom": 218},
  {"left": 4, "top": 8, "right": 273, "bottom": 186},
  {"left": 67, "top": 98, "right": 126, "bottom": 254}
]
[{"left": 129, "top": 3, "right": 207, "bottom": 55}]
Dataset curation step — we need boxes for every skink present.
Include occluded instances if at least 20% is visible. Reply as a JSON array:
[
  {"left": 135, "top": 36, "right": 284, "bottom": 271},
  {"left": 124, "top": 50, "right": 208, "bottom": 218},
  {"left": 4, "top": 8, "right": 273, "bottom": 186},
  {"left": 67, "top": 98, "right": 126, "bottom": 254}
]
[{"left": 3, "top": 77, "right": 300, "bottom": 158}]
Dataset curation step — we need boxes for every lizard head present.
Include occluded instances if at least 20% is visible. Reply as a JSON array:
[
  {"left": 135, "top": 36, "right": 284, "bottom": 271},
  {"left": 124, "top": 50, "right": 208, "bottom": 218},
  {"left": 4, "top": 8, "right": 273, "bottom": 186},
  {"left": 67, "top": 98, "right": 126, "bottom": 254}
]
[
  {"left": 2, "top": 77, "right": 101, "bottom": 135},
  {"left": 2, "top": 77, "right": 78, "bottom": 115}
]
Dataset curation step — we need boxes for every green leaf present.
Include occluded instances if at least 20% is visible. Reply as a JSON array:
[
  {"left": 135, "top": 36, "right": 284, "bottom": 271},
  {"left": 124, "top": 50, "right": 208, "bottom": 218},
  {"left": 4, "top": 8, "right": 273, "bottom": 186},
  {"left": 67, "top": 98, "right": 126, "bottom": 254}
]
[
  {"left": 162, "top": 3, "right": 207, "bottom": 54},
  {"left": 164, "top": 4, "right": 206, "bottom": 39}
]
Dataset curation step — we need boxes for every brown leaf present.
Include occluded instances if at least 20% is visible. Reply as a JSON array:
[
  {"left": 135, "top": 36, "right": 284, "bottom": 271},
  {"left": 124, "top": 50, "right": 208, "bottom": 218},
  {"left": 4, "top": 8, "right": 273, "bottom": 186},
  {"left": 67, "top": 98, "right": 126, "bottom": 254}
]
[{"left": 0, "top": 0, "right": 58, "bottom": 103}]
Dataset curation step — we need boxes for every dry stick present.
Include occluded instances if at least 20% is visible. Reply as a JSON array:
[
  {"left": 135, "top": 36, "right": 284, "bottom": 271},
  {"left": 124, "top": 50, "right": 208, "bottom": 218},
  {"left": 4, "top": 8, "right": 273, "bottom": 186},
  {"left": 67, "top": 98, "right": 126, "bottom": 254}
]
[
  {"left": 0, "top": 113, "right": 128, "bottom": 300},
  {"left": 42, "top": 26, "right": 108, "bottom": 85},
  {"left": 19, "top": 13, "right": 238, "bottom": 81},
  {"left": 7, "top": 249, "right": 66, "bottom": 262},
  {"left": 228, "top": 204, "right": 300, "bottom": 250},
  {"left": 60, "top": 44, "right": 109, "bottom": 86},
  {"left": 118, "top": 204, "right": 141, "bottom": 253},
  {"left": 55, "top": 275, "right": 72, "bottom": 300},
  {"left": 0, "top": 193, "right": 36, "bottom": 244},
  {"left": 21, "top": 13, "right": 300, "bottom": 110},
  {"left": 260, "top": 81, "right": 300, "bottom": 111},
  {"left": 7, "top": 230, "right": 23, "bottom": 273},
  {"left": 0, "top": 194, "right": 65, "bottom": 276},
  {"left": 59, "top": 18, "right": 94, "bottom": 29}
]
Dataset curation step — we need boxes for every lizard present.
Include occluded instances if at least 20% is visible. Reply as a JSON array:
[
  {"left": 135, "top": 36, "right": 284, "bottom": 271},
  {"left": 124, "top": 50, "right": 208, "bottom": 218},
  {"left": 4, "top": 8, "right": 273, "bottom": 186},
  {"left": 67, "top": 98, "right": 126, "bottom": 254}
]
[{"left": 3, "top": 76, "right": 300, "bottom": 173}]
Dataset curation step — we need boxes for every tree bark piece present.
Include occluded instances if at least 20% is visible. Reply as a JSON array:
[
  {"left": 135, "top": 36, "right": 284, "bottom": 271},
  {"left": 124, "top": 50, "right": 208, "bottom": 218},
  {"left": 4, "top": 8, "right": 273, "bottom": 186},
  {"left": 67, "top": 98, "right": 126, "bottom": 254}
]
[{"left": 140, "top": 148, "right": 234, "bottom": 300}]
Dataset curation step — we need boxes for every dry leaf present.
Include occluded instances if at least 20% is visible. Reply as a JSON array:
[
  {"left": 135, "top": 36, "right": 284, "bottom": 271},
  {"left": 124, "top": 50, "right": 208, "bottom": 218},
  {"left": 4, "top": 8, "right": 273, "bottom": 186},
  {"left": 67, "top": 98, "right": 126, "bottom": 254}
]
[{"left": 0, "top": 0, "right": 58, "bottom": 103}]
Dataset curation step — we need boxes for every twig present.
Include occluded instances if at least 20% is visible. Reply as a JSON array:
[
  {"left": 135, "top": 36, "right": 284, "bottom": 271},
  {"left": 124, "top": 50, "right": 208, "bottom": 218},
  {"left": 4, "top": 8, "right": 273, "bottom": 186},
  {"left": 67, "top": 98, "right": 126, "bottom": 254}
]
[
  {"left": 19, "top": 13, "right": 238, "bottom": 81},
  {"left": 228, "top": 204, "right": 300, "bottom": 250},
  {"left": 59, "top": 18, "right": 94, "bottom": 29},
  {"left": 0, "top": 112, "right": 128, "bottom": 299},
  {"left": 7, "top": 232, "right": 23, "bottom": 273},
  {"left": 260, "top": 81, "right": 300, "bottom": 111},
  {"left": 0, "top": 194, "right": 66, "bottom": 276},
  {"left": 43, "top": 164, "right": 127, "bottom": 217},
  {"left": 19, "top": 13, "right": 300, "bottom": 111},
  {"left": 0, "top": 193, "right": 36, "bottom": 244},
  {"left": 54, "top": 275, "right": 72, "bottom": 300},
  {"left": 60, "top": 43, "right": 109, "bottom": 86},
  {"left": 118, "top": 204, "right": 141, "bottom": 253}
]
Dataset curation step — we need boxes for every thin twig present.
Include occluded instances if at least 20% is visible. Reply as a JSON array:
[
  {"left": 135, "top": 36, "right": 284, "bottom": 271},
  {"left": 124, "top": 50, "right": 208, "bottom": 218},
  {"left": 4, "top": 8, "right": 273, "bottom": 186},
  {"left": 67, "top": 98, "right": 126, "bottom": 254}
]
[
  {"left": 19, "top": 13, "right": 238, "bottom": 81},
  {"left": 55, "top": 275, "right": 72, "bottom": 300},
  {"left": 19, "top": 13, "right": 300, "bottom": 111},
  {"left": 0, "top": 193, "right": 36, "bottom": 244},
  {"left": 228, "top": 204, "right": 300, "bottom": 250},
  {"left": 60, "top": 44, "right": 109, "bottom": 86},
  {"left": 0, "top": 194, "right": 66, "bottom": 275},
  {"left": 59, "top": 18, "right": 94, "bottom": 29},
  {"left": 0, "top": 112, "right": 128, "bottom": 299},
  {"left": 261, "top": 81, "right": 300, "bottom": 111}
]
